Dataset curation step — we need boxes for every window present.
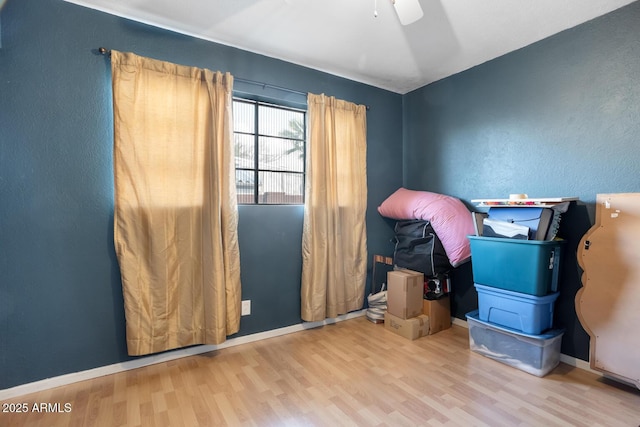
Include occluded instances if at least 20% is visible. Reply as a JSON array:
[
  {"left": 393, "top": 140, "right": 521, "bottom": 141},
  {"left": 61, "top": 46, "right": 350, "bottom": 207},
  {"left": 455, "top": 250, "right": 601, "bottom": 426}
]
[{"left": 233, "top": 98, "right": 306, "bottom": 204}]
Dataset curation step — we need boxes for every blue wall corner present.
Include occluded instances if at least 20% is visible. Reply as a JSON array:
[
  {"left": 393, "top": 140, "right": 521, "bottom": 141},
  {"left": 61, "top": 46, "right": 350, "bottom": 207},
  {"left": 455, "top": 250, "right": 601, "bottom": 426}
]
[{"left": 402, "top": 1, "right": 640, "bottom": 361}]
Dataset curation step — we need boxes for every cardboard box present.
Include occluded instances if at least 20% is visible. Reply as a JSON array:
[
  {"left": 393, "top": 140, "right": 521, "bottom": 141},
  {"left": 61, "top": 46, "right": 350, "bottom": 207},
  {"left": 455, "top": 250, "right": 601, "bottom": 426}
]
[
  {"left": 423, "top": 295, "right": 451, "bottom": 335},
  {"left": 387, "top": 269, "right": 424, "bottom": 319},
  {"left": 385, "top": 312, "right": 430, "bottom": 340}
]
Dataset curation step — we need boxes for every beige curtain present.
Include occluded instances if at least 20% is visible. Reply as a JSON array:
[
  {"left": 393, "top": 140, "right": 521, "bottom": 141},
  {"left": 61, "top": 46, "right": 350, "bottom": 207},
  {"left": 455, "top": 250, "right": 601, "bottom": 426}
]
[
  {"left": 301, "top": 93, "right": 368, "bottom": 322},
  {"left": 111, "top": 51, "right": 241, "bottom": 356}
]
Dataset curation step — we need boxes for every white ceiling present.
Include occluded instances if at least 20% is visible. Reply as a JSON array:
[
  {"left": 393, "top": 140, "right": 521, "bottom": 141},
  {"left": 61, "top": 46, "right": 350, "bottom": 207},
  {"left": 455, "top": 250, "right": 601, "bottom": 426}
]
[{"left": 67, "top": 0, "right": 636, "bottom": 94}]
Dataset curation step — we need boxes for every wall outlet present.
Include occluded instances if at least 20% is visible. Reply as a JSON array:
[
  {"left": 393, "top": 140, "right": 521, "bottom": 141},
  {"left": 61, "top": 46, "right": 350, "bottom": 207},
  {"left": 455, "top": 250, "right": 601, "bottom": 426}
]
[{"left": 241, "top": 300, "right": 251, "bottom": 316}]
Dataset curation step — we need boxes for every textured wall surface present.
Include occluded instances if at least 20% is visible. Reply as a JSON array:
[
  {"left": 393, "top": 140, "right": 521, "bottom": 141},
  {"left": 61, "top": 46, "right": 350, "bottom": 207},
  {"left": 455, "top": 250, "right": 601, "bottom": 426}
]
[
  {"left": 4, "top": 0, "right": 637, "bottom": 389},
  {"left": 403, "top": 1, "right": 640, "bottom": 360},
  {"left": 0, "top": 0, "right": 402, "bottom": 389}
]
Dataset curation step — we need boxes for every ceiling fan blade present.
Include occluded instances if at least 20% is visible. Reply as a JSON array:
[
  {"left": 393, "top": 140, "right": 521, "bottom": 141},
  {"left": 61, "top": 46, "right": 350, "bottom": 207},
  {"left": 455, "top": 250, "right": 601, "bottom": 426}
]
[{"left": 393, "top": 0, "right": 424, "bottom": 25}]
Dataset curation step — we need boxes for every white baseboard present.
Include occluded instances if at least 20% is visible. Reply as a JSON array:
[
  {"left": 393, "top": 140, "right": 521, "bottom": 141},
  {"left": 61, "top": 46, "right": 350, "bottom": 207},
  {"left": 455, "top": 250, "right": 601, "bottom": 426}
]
[
  {"left": 1, "top": 312, "right": 600, "bottom": 400},
  {"left": 0, "top": 310, "right": 366, "bottom": 401},
  {"left": 451, "top": 316, "right": 467, "bottom": 328}
]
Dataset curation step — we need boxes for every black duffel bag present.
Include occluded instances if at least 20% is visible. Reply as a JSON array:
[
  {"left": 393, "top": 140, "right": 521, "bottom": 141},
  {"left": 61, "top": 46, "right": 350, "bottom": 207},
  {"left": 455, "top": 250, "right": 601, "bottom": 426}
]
[{"left": 393, "top": 219, "right": 451, "bottom": 277}]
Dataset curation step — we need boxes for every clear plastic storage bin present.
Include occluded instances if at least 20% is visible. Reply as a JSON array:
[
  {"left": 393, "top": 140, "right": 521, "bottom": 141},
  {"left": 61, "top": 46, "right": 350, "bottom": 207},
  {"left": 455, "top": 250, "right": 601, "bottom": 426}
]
[{"left": 466, "top": 310, "right": 563, "bottom": 377}]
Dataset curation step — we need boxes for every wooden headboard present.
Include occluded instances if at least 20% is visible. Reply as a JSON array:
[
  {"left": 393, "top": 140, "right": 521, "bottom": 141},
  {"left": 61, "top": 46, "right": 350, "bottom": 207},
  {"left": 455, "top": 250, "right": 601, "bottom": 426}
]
[{"left": 576, "top": 193, "right": 640, "bottom": 389}]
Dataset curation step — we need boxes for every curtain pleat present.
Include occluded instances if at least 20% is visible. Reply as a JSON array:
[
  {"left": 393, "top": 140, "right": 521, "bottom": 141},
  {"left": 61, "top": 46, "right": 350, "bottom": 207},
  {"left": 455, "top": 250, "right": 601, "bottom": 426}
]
[
  {"left": 111, "top": 51, "right": 241, "bottom": 356},
  {"left": 301, "top": 93, "right": 368, "bottom": 322}
]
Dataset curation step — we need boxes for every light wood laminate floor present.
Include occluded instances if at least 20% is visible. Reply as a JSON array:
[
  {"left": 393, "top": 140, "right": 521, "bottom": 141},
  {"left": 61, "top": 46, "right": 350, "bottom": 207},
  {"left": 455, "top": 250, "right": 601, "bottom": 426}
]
[{"left": 2, "top": 317, "right": 639, "bottom": 426}]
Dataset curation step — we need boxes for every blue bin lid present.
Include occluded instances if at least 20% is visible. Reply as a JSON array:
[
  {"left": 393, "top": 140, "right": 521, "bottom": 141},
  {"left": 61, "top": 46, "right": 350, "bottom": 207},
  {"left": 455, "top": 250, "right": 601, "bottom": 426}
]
[
  {"left": 467, "top": 235, "right": 566, "bottom": 246},
  {"left": 465, "top": 310, "right": 564, "bottom": 339},
  {"left": 474, "top": 283, "right": 560, "bottom": 302}
]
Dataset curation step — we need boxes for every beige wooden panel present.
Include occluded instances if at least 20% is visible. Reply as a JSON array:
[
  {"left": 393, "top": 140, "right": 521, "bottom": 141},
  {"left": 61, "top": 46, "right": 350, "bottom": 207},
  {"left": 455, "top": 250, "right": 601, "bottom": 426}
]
[{"left": 576, "top": 193, "right": 640, "bottom": 389}]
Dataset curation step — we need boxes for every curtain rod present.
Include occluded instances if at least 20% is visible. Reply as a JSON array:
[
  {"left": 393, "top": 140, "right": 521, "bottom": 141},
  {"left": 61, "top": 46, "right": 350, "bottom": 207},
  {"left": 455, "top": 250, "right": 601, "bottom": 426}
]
[
  {"left": 98, "top": 47, "right": 305, "bottom": 97},
  {"left": 234, "top": 78, "right": 307, "bottom": 97},
  {"left": 97, "top": 47, "right": 369, "bottom": 109}
]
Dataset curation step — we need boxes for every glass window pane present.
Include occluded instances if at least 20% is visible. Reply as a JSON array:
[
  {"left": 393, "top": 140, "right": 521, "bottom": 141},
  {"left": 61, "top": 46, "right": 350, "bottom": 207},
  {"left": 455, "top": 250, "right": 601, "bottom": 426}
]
[
  {"left": 234, "top": 133, "right": 255, "bottom": 168},
  {"left": 258, "top": 105, "right": 304, "bottom": 139},
  {"left": 258, "top": 136, "right": 304, "bottom": 172},
  {"left": 258, "top": 171, "right": 304, "bottom": 204},
  {"left": 233, "top": 98, "right": 305, "bottom": 204},
  {"left": 233, "top": 101, "right": 255, "bottom": 133},
  {"left": 236, "top": 169, "right": 255, "bottom": 204}
]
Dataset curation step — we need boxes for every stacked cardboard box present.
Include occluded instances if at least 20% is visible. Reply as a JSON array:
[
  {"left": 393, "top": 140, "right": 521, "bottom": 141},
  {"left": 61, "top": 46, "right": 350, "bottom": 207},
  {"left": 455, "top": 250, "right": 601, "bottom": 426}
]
[{"left": 384, "top": 269, "right": 451, "bottom": 340}]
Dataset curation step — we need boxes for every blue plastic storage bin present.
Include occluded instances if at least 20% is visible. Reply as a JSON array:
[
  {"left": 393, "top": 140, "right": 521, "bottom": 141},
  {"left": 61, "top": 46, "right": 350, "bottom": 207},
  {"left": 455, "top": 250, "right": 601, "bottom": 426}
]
[
  {"left": 468, "top": 236, "right": 564, "bottom": 296},
  {"left": 475, "top": 284, "right": 558, "bottom": 334},
  {"left": 466, "top": 310, "right": 564, "bottom": 377}
]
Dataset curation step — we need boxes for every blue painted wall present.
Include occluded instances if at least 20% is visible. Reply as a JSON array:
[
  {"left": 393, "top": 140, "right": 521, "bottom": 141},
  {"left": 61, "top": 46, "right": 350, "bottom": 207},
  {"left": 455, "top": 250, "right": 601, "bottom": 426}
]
[
  {"left": 403, "top": 1, "right": 640, "bottom": 360},
  {"left": 0, "top": 0, "right": 402, "bottom": 389},
  {"left": 4, "top": 0, "right": 639, "bottom": 389}
]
